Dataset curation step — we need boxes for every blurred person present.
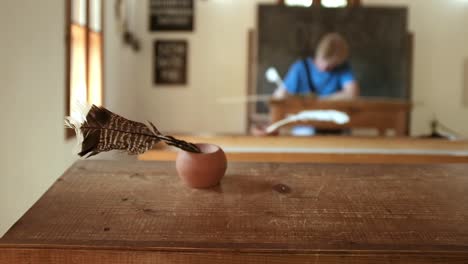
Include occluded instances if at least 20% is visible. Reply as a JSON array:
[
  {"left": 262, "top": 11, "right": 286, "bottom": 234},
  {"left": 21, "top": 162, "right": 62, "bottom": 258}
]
[{"left": 254, "top": 32, "right": 359, "bottom": 136}]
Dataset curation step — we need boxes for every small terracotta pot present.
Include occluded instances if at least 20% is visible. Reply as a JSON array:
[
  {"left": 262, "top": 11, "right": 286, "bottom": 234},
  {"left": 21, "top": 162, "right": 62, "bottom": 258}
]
[{"left": 176, "top": 143, "right": 227, "bottom": 188}]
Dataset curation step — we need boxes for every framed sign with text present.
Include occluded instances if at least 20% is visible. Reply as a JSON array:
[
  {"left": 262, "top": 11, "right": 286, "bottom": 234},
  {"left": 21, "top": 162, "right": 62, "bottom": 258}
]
[
  {"left": 149, "top": 0, "right": 194, "bottom": 31},
  {"left": 154, "top": 40, "right": 188, "bottom": 85}
]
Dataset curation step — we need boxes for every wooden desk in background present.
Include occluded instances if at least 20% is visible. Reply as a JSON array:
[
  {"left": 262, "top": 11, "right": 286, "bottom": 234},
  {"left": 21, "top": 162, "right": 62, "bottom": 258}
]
[
  {"left": 2, "top": 160, "right": 468, "bottom": 263},
  {"left": 269, "top": 97, "right": 411, "bottom": 136},
  {"left": 139, "top": 135, "right": 468, "bottom": 164}
]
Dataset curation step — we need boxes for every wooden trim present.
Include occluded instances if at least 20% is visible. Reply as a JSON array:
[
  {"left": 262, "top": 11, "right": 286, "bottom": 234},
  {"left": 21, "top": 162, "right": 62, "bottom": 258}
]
[
  {"left": 101, "top": 0, "right": 105, "bottom": 107},
  {"left": 246, "top": 30, "right": 252, "bottom": 134},
  {"left": 65, "top": 0, "right": 74, "bottom": 139},
  {"left": 406, "top": 32, "right": 414, "bottom": 135},
  {"left": 2, "top": 247, "right": 468, "bottom": 264},
  {"left": 85, "top": 0, "right": 90, "bottom": 103},
  {"left": 246, "top": 29, "right": 257, "bottom": 134}
]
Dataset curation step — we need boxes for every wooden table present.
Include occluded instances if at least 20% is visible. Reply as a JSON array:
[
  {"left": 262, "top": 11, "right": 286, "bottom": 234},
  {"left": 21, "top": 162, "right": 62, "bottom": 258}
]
[
  {"left": 139, "top": 135, "right": 468, "bottom": 164},
  {"left": 2, "top": 160, "right": 468, "bottom": 263},
  {"left": 269, "top": 97, "right": 411, "bottom": 136}
]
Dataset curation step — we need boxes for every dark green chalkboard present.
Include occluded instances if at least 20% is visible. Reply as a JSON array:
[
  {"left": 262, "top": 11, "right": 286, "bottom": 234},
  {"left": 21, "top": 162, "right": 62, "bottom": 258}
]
[{"left": 256, "top": 5, "right": 409, "bottom": 113}]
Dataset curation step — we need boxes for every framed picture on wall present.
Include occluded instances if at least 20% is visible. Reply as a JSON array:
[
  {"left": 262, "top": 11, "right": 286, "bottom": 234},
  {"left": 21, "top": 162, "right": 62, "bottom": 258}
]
[
  {"left": 149, "top": 0, "right": 194, "bottom": 31},
  {"left": 154, "top": 40, "right": 188, "bottom": 85}
]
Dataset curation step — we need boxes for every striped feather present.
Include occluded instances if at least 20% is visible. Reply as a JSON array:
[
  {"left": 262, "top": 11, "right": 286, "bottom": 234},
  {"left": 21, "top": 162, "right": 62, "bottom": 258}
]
[{"left": 65, "top": 105, "right": 200, "bottom": 158}]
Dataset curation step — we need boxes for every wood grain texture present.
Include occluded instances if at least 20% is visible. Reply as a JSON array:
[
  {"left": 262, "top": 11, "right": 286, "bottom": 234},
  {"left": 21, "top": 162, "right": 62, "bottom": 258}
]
[
  {"left": 2, "top": 248, "right": 468, "bottom": 264},
  {"left": 269, "top": 97, "right": 411, "bottom": 136},
  {"left": 2, "top": 161, "right": 468, "bottom": 263},
  {"left": 138, "top": 135, "right": 468, "bottom": 163}
]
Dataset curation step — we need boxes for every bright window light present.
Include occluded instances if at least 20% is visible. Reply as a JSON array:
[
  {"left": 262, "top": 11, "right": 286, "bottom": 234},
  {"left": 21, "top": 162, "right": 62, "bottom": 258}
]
[
  {"left": 285, "top": 0, "right": 313, "bottom": 7},
  {"left": 321, "top": 0, "right": 348, "bottom": 8}
]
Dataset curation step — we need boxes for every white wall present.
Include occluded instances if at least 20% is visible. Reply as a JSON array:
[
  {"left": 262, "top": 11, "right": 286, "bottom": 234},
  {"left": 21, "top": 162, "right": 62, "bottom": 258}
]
[
  {"left": 0, "top": 0, "right": 76, "bottom": 236},
  {"left": 132, "top": 0, "right": 468, "bottom": 136},
  {"left": 104, "top": 0, "right": 139, "bottom": 120},
  {"left": 0, "top": 0, "right": 138, "bottom": 236},
  {"left": 133, "top": 0, "right": 275, "bottom": 134}
]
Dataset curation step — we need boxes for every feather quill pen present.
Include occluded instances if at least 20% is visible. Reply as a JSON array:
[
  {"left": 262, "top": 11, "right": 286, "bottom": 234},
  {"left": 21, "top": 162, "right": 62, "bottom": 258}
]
[{"left": 65, "top": 104, "right": 200, "bottom": 158}]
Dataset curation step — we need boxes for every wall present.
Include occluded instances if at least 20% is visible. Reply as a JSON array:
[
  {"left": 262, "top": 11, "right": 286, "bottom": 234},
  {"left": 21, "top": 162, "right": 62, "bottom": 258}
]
[
  {"left": 0, "top": 0, "right": 75, "bottom": 236},
  {"left": 0, "top": 0, "right": 138, "bottom": 236},
  {"left": 133, "top": 0, "right": 468, "bottom": 136},
  {"left": 134, "top": 0, "right": 275, "bottom": 134},
  {"left": 104, "top": 0, "right": 139, "bottom": 121}
]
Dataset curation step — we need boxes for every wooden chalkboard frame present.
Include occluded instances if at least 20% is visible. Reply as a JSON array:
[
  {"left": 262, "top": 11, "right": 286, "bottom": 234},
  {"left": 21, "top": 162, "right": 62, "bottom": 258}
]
[{"left": 255, "top": 4, "right": 412, "bottom": 113}]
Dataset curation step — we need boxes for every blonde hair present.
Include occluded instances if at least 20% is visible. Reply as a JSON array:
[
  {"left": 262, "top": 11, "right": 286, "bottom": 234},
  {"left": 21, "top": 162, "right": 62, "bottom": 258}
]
[{"left": 315, "top": 33, "right": 349, "bottom": 66}]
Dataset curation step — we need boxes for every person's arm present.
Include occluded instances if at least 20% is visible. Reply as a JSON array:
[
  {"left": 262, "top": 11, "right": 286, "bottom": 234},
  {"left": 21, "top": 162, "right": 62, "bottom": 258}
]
[
  {"left": 322, "top": 81, "right": 359, "bottom": 100},
  {"left": 272, "top": 61, "right": 303, "bottom": 99}
]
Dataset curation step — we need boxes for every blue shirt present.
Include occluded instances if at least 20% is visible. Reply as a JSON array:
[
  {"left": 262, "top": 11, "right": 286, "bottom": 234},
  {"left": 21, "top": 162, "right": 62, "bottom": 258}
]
[{"left": 283, "top": 58, "right": 356, "bottom": 97}]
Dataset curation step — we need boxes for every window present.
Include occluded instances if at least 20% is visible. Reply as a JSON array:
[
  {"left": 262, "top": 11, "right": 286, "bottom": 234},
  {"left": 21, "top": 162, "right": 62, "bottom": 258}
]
[
  {"left": 321, "top": 0, "right": 347, "bottom": 7},
  {"left": 283, "top": 0, "right": 352, "bottom": 7},
  {"left": 66, "top": 0, "right": 103, "bottom": 138},
  {"left": 285, "top": 0, "right": 314, "bottom": 7}
]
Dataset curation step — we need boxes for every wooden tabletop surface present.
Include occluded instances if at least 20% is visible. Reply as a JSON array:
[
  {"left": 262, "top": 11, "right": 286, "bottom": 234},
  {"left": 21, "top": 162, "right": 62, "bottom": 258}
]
[{"left": 1, "top": 160, "right": 468, "bottom": 263}]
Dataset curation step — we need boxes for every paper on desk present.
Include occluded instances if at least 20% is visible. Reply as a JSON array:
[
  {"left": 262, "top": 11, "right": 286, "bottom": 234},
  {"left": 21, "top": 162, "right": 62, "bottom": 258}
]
[{"left": 266, "top": 110, "right": 350, "bottom": 134}]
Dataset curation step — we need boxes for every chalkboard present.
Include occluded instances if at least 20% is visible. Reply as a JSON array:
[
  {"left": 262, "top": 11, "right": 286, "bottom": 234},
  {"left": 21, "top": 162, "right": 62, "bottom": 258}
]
[
  {"left": 149, "top": 0, "right": 194, "bottom": 31},
  {"left": 256, "top": 5, "right": 409, "bottom": 113},
  {"left": 154, "top": 40, "right": 188, "bottom": 85}
]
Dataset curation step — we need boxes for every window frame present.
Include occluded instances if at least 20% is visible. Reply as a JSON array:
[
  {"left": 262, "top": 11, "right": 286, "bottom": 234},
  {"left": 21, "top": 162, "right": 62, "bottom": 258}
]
[{"left": 65, "top": 0, "right": 105, "bottom": 139}]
